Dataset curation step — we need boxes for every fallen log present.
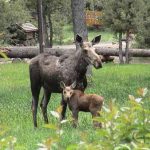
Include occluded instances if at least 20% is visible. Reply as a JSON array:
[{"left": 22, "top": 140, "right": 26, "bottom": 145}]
[
  {"left": 5, "top": 47, "right": 75, "bottom": 58},
  {"left": 2, "top": 46, "right": 150, "bottom": 58},
  {"left": 95, "top": 47, "right": 150, "bottom": 57}
]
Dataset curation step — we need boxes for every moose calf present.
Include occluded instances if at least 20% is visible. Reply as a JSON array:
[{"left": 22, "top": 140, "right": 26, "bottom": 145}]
[{"left": 60, "top": 81, "right": 103, "bottom": 128}]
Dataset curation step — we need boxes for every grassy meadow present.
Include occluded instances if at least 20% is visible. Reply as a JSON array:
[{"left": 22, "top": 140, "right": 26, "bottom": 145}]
[{"left": 0, "top": 63, "right": 150, "bottom": 149}]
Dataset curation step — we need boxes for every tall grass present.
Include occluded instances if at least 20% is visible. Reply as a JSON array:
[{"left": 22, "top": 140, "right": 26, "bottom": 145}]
[{"left": 0, "top": 63, "right": 149, "bottom": 149}]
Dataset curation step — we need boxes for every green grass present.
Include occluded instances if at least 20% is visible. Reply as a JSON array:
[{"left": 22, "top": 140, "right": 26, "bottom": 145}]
[
  {"left": 62, "top": 25, "right": 115, "bottom": 44},
  {"left": 0, "top": 63, "right": 150, "bottom": 149}
]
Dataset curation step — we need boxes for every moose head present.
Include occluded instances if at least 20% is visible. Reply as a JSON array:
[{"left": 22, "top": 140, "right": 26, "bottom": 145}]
[
  {"left": 60, "top": 81, "right": 76, "bottom": 101},
  {"left": 76, "top": 34, "right": 102, "bottom": 69}
]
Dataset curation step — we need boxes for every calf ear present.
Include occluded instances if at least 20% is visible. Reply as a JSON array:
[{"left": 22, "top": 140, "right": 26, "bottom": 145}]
[
  {"left": 91, "top": 35, "right": 101, "bottom": 45},
  {"left": 76, "top": 34, "right": 83, "bottom": 44},
  {"left": 71, "top": 81, "right": 76, "bottom": 89},
  {"left": 60, "top": 81, "right": 65, "bottom": 89}
]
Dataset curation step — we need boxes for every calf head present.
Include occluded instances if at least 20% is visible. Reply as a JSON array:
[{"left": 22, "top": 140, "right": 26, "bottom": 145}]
[
  {"left": 76, "top": 34, "right": 102, "bottom": 69},
  {"left": 60, "top": 81, "right": 76, "bottom": 101}
]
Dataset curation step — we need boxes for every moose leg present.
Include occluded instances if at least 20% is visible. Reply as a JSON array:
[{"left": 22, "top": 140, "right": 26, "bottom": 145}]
[
  {"left": 60, "top": 96, "right": 67, "bottom": 120},
  {"left": 31, "top": 86, "right": 41, "bottom": 128},
  {"left": 40, "top": 89, "right": 51, "bottom": 124},
  {"left": 72, "top": 110, "right": 79, "bottom": 128},
  {"left": 77, "top": 76, "right": 87, "bottom": 92},
  {"left": 82, "top": 75, "right": 87, "bottom": 91}
]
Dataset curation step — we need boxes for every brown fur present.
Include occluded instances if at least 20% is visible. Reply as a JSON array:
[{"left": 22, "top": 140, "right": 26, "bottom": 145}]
[
  {"left": 30, "top": 34, "right": 102, "bottom": 127},
  {"left": 61, "top": 82, "right": 103, "bottom": 128}
]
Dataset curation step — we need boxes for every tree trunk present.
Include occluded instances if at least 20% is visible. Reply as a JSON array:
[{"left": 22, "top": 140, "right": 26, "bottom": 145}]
[
  {"left": 119, "top": 32, "right": 124, "bottom": 64},
  {"left": 37, "top": 0, "right": 44, "bottom": 53},
  {"left": 71, "top": 0, "right": 89, "bottom": 74},
  {"left": 48, "top": 14, "right": 53, "bottom": 48},
  {"left": 125, "top": 30, "right": 130, "bottom": 64},
  {"left": 43, "top": 13, "right": 50, "bottom": 47},
  {"left": 71, "top": 0, "right": 88, "bottom": 43}
]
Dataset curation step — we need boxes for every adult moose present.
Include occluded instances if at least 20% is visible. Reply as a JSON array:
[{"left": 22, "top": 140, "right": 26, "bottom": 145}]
[{"left": 29, "top": 34, "right": 102, "bottom": 127}]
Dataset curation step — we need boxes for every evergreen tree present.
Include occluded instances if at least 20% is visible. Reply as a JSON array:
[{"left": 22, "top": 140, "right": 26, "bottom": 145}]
[
  {"left": 136, "top": 0, "right": 150, "bottom": 48},
  {"left": 27, "top": 0, "right": 71, "bottom": 47},
  {"left": 0, "top": 0, "right": 30, "bottom": 33},
  {"left": 102, "top": 0, "right": 145, "bottom": 63}
]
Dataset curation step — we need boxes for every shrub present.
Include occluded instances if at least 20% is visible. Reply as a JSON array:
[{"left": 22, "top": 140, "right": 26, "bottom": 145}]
[{"left": 38, "top": 88, "right": 150, "bottom": 150}]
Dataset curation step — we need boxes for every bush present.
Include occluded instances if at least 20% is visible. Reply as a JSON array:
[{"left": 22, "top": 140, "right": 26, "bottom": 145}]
[{"left": 38, "top": 88, "right": 150, "bottom": 150}]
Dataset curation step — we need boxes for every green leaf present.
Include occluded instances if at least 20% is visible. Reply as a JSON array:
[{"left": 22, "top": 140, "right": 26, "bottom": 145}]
[
  {"left": 50, "top": 111, "right": 60, "bottom": 119},
  {"left": 66, "top": 144, "right": 78, "bottom": 150},
  {"left": 114, "top": 144, "right": 131, "bottom": 150},
  {"left": 129, "top": 95, "right": 135, "bottom": 101},
  {"left": 96, "top": 129, "right": 109, "bottom": 137},
  {"left": 0, "top": 51, "right": 8, "bottom": 59}
]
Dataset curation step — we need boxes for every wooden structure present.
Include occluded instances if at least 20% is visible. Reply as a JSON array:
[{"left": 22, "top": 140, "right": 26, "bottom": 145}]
[
  {"left": 21, "top": 23, "right": 38, "bottom": 46},
  {"left": 85, "top": 10, "right": 102, "bottom": 27},
  {"left": 7, "top": 23, "right": 38, "bottom": 46}
]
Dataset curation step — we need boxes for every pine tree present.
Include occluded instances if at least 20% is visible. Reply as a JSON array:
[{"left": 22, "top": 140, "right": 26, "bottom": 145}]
[
  {"left": 27, "top": 0, "right": 71, "bottom": 47},
  {"left": 102, "top": 0, "right": 145, "bottom": 63},
  {"left": 136, "top": 0, "right": 150, "bottom": 48},
  {"left": 0, "top": 0, "right": 30, "bottom": 33}
]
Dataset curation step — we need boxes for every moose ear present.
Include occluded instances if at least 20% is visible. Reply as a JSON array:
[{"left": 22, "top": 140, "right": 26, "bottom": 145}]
[
  {"left": 76, "top": 34, "right": 83, "bottom": 44},
  {"left": 91, "top": 35, "right": 101, "bottom": 45},
  {"left": 71, "top": 81, "right": 76, "bottom": 89},
  {"left": 60, "top": 81, "right": 65, "bottom": 89}
]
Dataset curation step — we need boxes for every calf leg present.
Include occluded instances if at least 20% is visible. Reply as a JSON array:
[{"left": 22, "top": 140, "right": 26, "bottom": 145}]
[
  {"left": 40, "top": 89, "right": 51, "bottom": 124},
  {"left": 82, "top": 75, "right": 87, "bottom": 91},
  {"left": 72, "top": 110, "right": 79, "bottom": 128},
  {"left": 91, "top": 111, "right": 102, "bottom": 128}
]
